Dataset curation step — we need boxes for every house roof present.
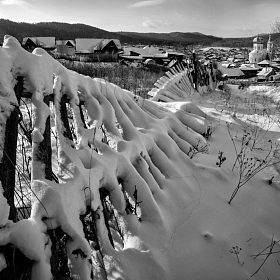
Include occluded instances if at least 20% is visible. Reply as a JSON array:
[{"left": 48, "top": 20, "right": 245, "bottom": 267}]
[
  {"left": 22, "top": 37, "right": 56, "bottom": 47},
  {"left": 257, "top": 67, "right": 274, "bottom": 77},
  {"left": 257, "top": 59, "right": 270, "bottom": 65},
  {"left": 123, "top": 46, "right": 163, "bottom": 56},
  {"left": 239, "top": 64, "right": 261, "bottom": 71},
  {"left": 219, "top": 66, "right": 244, "bottom": 77},
  {"left": 75, "top": 38, "right": 121, "bottom": 53},
  {"left": 99, "top": 39, "right": 121, "bottom": 50},
  {"left": 75, "top": 38, "right": 102, "bottom": 53},
  {"left": 56, "top": 40, "right": 75, "bottom": 47}
]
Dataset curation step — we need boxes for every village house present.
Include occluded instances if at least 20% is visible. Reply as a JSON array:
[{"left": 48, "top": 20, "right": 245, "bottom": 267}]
[
  {"left": 257, "top": 67, "right": 275, "bottom": 82},
  {"left": 120, "top": 45, "right": 185, "bottom": 65},
  {"left": 22, "top": 37, "right": 56, "bottom": 52},
  {"left": 56, "top": 40, "right": 75, "bottom": 55},
  {"left": 239, "top": 64, "right": 261, "bottom": 79},
  {"left": 75, "top": 38, "right": 121, "bottom": 54},
  {"left": 219, "top": 66, "right": 244, "bottom": 79}
]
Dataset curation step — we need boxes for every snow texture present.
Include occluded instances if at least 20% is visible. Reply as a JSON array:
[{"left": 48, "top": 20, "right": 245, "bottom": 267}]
[
  {"left": 0, "top": 35, "right": 280, "bottom": 280},
  {"left": 148, "top": 63, "right": 217, "bottom": 101}
]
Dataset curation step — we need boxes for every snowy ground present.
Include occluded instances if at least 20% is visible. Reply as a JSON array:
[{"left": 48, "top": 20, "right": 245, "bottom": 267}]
[
  {"left": 131, "top": 87, "right": 280, "bottom": 280},
  {"left": 10, "top": 87, "right": 280, "bottom": 280},
  {"left": 8, "top": 88, "right": 280, "bottom": 280}
]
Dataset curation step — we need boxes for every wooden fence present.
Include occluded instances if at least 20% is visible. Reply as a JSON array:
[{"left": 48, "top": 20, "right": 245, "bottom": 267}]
[{"left": 0, "top": 35, "right": 216, "bottom": 280}]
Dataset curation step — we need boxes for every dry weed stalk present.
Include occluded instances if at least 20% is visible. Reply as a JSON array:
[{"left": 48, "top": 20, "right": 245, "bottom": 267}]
[
  {"left": 227, "top": 122, "right": 280, "bottom": 204},
  {"left": 250, "top": 234, "right": 280, "bottom": 277}
]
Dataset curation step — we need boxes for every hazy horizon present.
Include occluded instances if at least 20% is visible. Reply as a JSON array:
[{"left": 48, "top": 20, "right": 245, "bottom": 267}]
[{"left": 0, "top": 0, "right": 279, "bottom": 38}]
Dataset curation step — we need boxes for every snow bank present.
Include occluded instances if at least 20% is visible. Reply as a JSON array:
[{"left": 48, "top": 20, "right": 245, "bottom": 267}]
[{"left": 0, "top": 36, "right": 211, "bottom": 279}]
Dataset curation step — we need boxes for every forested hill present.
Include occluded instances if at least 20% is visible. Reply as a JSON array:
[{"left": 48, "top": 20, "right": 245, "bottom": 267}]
[
  {"left": 1, "top": 19, "right": 277, "bottom": 47},
  {"left": 117, "top": 31, "right": 223, "bottom": 45},
  {"left": 0, "top": 19, "right": 223, "bottom": 46},
  {"left": 0, "top": 19, "right": 137, "bottom": 43}
]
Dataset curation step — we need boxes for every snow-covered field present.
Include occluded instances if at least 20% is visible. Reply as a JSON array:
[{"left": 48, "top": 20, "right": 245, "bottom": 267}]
[{"left": 0, "top": 35, "right": 280, "bottom": 280}]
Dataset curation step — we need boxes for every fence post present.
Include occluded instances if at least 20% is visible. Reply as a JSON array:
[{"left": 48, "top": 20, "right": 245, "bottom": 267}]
[
  {"left": 192, "top": 51, "right": 198, "bottom": 90},
  {"left": 0, "top": 76, "right": 23, "bottom": 280},
  {"left": 33, "top": 95, "right": 53, "bottom": 181},
  {"left": 60, "top": 95, "right": 73, "bottom": 141}
]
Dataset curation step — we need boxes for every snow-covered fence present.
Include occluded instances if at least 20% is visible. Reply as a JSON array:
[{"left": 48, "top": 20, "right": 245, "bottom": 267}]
[
  {"left": 148, "top": 60, "right": 218, "bottom": 102},
  {"left": 0, "top": 35, "right": 211, "bottom": 280}
]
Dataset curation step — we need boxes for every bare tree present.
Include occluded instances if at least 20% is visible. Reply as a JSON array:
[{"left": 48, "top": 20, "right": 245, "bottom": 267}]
[
  {"left": 270, "top": 17, "right": 280, "bottom": 33},
  {"left": 270, "top": 18, "right": 280, "bottom": 58}
]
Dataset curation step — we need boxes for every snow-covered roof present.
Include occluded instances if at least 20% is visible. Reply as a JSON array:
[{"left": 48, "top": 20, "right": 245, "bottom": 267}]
[
  {"left": 99, "top": 39, "right": 121, "bottom": 50},
  {"left": 22, "top": 37, "right": 56, "bottom": 48},
  {"left": 75, "top": 38, "right": 103, "bottom": 53},
  {"left": 219, "top": 66, "right": 244, "bottom": 77},
  {"left": 56, "top": 40, "right": 75, "bottom": 47},
  {"left": 123, "top": 46, "right": 163, "bottom": 56},
  {"left": 257, "top": 59, "right": 270, "bottom": 65},
  {"left": 257, "top": 67, "right": 274, "bottom": 76},
  {"left": 239, "top": 63, "right": 261, "bottom": 71},
  {"left": 75, "top": 38, "right": 121, "bottom": 53}
]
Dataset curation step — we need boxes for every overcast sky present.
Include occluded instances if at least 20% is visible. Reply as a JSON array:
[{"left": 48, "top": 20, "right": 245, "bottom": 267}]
[{"left": 1, "top": 0, "right": 280, "bottom": 38}]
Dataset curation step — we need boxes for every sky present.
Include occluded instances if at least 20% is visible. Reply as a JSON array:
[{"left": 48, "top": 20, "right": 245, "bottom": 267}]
[{"left": 1, "top": 0, "right": 280, "bottom": 38}]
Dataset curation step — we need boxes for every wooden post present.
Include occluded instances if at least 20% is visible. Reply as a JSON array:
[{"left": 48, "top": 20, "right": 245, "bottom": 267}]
[
  {"left": 33, "top": 95, "right": 53, "bottom": 181},
  {"left": 60, "top": 95, "right": 73, "bottom": 142},
  {"left": 0, "top": 77, "right": 23, "bottom": 280},
  {"left": 192, "top": 51, "right": 198, "bottom": 90}
]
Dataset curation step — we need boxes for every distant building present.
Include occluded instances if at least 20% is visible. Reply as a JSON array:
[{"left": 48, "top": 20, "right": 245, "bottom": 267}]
[
  {"left": 75, "top": 38, "right": 121, "bottom": 54},
  {"left": 121, "top": 45, "right": 185, "bottom": 65},
  {"left": 239, "top": 63, "right": 261, "bottom": 78},
  {"left": 266, "top": 35, "right": 273, "bottom": 60},
  {"left": 249, "top": 34, "right": 273, "bottom": 64},
  {"left": 22, "top": 37, "right": 56, "bottom": 52},
  {"left": 256, "top": 67, "right": 275, "bottom": 82},
  {"left": 219, "top": 66, "right": 244, "bottom": 79},
  {"left": 56, "top": 40, "right": 75, "bottom": 55}
]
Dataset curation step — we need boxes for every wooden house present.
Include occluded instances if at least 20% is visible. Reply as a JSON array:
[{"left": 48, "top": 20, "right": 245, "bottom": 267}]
[
  {"left": 219, "top": 66, "right": 244, "bottom": 79},
  {"left": 75, "top": 38, "right": 121, "bottom": 54},
  {"left": 257, "top": 67, "right": 275, "bottom": 82},
  {"left": 239, "top": 64, "right": 261, "bottom": 78},
  {"left": 22, "top": 37, "right": 56, "bottom": 52},
  {"left": 257, "top": 59, "right": 271, "bottom": 68},
  {"left": 56, "top": 40, "right": 75, "bottom": 55}
]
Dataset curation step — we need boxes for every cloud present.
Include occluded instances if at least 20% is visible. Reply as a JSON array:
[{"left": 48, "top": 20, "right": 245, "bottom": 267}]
[
  {"left": 1, "top": 0, "right": 28, "bottom": 6},
  {"left": 129, "top": 0, "right": 165, "bottom": 8},
  {"left": 174, "top": 10, "right": 183, "bottom": 18},
  {"left": 142, "top": 19, "right": 171, "bottom": 29}
]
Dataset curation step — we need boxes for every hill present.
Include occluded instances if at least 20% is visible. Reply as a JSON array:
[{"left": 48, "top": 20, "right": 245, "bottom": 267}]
[
  {"left": 0, "top": 19, "right": 222, "bottom": 46},
  {"left": 1, "top": 19, "right": 279, "bottom": 48},
  {"left": 117, "top": 31, "right": 223, "bottom": 45},
  {"left": 0, "top": 19, "right": 139, "bottom": 44}
]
